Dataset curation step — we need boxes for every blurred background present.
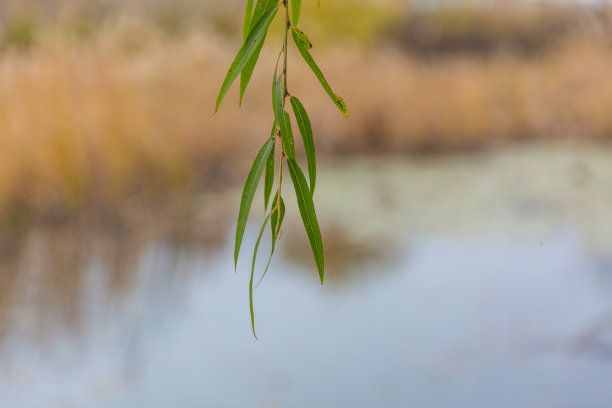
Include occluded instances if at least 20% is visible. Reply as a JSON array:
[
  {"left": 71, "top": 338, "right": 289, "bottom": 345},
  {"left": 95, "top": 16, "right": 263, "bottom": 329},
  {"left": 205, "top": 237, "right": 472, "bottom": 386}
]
[{"left": 1, "top": 0, "right": 612, "bottom": 406}]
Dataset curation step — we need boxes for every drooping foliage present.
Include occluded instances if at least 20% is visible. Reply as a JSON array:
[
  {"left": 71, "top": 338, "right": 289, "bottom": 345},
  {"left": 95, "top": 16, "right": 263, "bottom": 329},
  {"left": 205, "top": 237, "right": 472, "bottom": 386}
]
[{"left": 216, "top": 0, "right": 347, "bottom": 337}]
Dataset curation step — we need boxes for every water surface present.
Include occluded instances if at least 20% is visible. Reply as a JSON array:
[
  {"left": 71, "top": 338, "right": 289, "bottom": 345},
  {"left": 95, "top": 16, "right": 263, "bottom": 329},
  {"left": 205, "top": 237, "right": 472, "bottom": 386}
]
[{"left": 1, "top": 146, "right": 612, "bottom": 407}]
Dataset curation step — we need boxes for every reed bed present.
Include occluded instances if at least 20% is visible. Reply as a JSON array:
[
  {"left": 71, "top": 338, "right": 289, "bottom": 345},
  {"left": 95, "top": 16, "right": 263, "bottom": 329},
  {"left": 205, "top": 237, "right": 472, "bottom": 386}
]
[{"left": 1, "top": 16, "right": 612, "bottom": 216}]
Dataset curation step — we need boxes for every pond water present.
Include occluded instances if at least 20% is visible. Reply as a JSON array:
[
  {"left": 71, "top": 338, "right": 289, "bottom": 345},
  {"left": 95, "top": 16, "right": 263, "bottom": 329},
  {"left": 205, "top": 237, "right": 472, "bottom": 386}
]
[{"left": 1, "top": 146, "right": 612, "bottom": 407}]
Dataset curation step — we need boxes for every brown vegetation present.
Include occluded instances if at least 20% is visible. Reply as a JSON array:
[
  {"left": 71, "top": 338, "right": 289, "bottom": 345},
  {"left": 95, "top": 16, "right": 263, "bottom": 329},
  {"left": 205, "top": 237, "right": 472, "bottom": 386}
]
[{"left": 1, "top": 6, "right": 612, "bottom": 217}]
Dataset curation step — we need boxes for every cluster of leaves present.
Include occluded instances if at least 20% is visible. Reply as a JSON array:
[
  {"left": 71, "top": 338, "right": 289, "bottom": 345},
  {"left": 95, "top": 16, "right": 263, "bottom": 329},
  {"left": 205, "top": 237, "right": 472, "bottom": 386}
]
[{"left": 215, "top": 0, "right": 347, "bottom": 338}]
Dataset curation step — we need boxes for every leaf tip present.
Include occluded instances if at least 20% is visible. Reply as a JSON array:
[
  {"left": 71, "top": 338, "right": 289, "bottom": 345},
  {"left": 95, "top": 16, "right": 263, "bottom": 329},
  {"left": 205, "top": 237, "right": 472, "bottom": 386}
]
[
  {"left": 215, "top": 96, "right": 222, "bottom": 113},
  {"left": 239, "top": 89, "right": 246, "bottom": 107}
]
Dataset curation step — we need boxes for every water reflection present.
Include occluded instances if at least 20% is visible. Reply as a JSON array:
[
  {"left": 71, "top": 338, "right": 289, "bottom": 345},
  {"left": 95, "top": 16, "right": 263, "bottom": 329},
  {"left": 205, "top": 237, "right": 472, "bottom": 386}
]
[
  {"left": 1, "top": 148, "right": 612, "bottom": 407},
  {"left": 282, "top": 224, "right": 398, "bottom": 286}
]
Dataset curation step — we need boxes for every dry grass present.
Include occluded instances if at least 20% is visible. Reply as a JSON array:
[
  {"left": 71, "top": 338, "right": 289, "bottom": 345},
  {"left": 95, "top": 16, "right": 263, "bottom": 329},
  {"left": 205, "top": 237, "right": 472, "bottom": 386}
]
[
  {"left": 1, "top": 15, "right": 612, "bottom": 216},
  {"left": 0, "top": 20, "right": 265, "bottom": 215},
  {"left": 313, "top": 34, "right": 612, "bottom": 153}
]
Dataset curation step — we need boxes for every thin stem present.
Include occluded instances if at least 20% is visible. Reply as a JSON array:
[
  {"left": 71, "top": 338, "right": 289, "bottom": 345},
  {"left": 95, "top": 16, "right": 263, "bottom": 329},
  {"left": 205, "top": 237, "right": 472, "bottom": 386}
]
[
  {"left": 274, "top": 0, "right": 290, "bottom": 238},
  {"left": 282, "top": 0, "right": 289, "bottom": 100}
]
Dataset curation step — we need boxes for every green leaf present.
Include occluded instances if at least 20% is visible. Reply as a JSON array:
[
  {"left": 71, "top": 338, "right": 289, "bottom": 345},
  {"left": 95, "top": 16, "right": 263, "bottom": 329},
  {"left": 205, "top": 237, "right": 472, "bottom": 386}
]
[
  {"left": 251, "top": 0, "right": 278, "bottom": 31},
  {"left": 243, "top": 0, "right": 255, "bottom": 41},
  {"left": 264, "top": 124, "right": 276, "bottom": 210},
  {"left": 273, "top": 75, "right": 296, "bottom": 160},
  {"left": 239, "top": 43, "right": 265, "bottom": 105},
  {"left": 291, "top": 28, "right": 348, "bottom": 117},
  {"left": 235, "top": 137, "right": 275, "bottom": 269},
  {"left": 271, "top": 50, "right": 282, "bottom": 112},
  {"left": 270, "top": 191, "right": 286, "bottom": 240},
  {"left": 290, "top": 96, "right": 316, "bottom": 195},
  {"left": 287, "top": 159, "right": 325, "bottom": 283},
  {"left": 250, "top": 212, "right": 271, "bottom": 339},
  {"left": 290, "top": 0, "right": 302, "bottom": 26},
  {"left": 280, "top": 112, "right": 296, "bottom": 160},
  {"left": 216, "top": 6, "right": 279, "bottom": 112},
  {"left": 257, "top": 191, "right": 285, "bottom": 287},
  {"left": 239, "top": 0, "right": 279, "bottom": 103},
  {"left": 273, "top": 72, "right": 283, "bottom": 118}
]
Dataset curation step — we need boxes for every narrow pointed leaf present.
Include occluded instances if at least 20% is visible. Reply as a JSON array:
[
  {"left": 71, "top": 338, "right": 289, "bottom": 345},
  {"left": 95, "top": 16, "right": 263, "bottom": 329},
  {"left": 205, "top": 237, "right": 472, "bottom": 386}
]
[
  {"left": 257, "top": 191, "right": 285, "bottom": 287},
  {"left": 290, "top": 96, "right": 316, "bottom": 195},
  {"left": 240, "top": 43, "right": 265, "bottom": 104},
  {"left": 292, "top": 28, "right": 348, "bottom": 117},
  {"left": 271, "top": 191, "right": 286, "bottom": 239},
  {"left": 251, "top": 0, "right": 278, "bottom": 30},
  {"left": 290, "top": 0, "right": 302, "bottom": 26},
  {"left": 216, "top": 6, "right": 279, "bottom": 111},
  {"left": 243, "top": 0, "right": 255, "bottom": 41},
  {"left": 287, "top": 159, "right": 325, "bottom": 283},
  {"left": 271, "top": 51, "right": 282, "bottom": 112},
  {"left": 280, "top": 111, "right": 295, "bottom": 160},
  {"left": 264, "top": 124, "right": 276, "bottom": 210},
  {"left": 235, "top": 137, "right": 275, "bottom": 269},
  {"left": 272, "top": 72, "right": 283, "bottom": 123},
  {"left": 240, "top": 0, "right": 279, "bottom": 103},
  {"left": 273, "top": 75, "right": 296, "bottom": 159},
  {"left": 250, "top": 213, "right": 271, "bottom": 339}
]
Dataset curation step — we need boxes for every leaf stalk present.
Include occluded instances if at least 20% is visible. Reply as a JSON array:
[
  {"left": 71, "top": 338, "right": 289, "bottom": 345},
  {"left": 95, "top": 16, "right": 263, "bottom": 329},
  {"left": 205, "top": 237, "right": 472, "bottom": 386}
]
[{"left": 274, "top": 0, "right": 291, "bottom": 237}]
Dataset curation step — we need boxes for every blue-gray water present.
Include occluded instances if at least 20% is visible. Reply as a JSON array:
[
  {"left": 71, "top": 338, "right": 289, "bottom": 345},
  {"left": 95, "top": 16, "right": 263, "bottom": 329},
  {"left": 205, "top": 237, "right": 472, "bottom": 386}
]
[{"left": 1, "top": 146, "right": 612, "bottom": 407}]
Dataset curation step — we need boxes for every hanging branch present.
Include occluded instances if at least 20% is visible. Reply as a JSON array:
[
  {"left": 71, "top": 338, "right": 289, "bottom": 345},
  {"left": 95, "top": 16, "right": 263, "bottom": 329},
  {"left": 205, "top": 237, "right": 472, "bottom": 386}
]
[{"left": 216, "top": 0, "right": 347, "bottom": 338}]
